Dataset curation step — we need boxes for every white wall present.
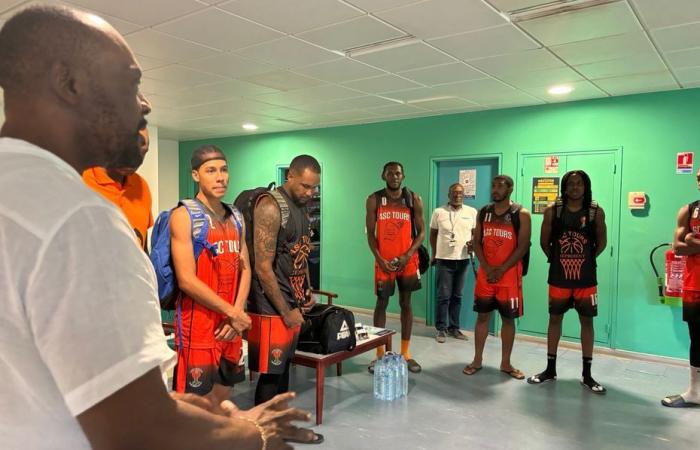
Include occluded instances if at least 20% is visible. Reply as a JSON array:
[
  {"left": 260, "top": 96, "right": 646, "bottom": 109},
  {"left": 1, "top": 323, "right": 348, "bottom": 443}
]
[
  {"left": 135, "top": 126, "right": 180, "bottom": 221},
  {"left": 157, "top": 138, "right": 180, "bottom": 211}
]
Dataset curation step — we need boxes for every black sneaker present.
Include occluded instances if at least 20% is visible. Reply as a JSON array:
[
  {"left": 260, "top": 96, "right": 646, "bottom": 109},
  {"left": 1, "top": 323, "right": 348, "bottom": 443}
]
[
  {"left": 436, "top": 331, "right": 447, "bottom": 343},
  {"left": 448, "top": 329, "right": 468, "bottom": 341}
]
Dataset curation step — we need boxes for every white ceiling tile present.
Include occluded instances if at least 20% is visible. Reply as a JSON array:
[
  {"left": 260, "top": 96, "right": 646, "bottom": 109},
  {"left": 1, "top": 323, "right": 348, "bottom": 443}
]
[
  {"left": 408, "top": 97, "right": 477, "bottom": 111},
  {"left": 429, "top": 24, "right": 539, "bottom": 61},
  {"left": 430, "top": 78, "right": 540, "bottom": 105},
  {"left": 354, "top": 41, "right": 455, "bottom": 72},
  {"left": 125, "top": 29, "right": 220, "bottom": 63},
  {"left": 297, "top": 15, "right": 405, "bottom": 52},
  {"left": 0, "top": 1, "right": 26, "bottom": 15},
  {"left": 488, "top": 0, "right": 555, "bottom": 13},
  {"left": 468, "top": 48, "right": 564, "bottom": 76},
  {"left": 236, "top": 37, "right": 340, "bottom": 68},
  {"left": 379, "top": 86, "right": 438, "bottom": 102},
  {"left": 180, "top": 53, "right": 278, "bottom": 79},
  {"left": 135, "top": 54, "right": 171, "bottom": 71},
  {"left": 68, "top": 0, "right": 206, "bottom": 27},
  {"left": 398, "top": 62, "right": 486, "bottom": 85},
  {"left": 143, "top": 65, "right": 229, "bottom": 87},
  {"left": 575, "top": 54, "right": 666, "bottom": 79},
  {"left": 140, "top": 77, "right": 186, "bottom": 95},
  {"left": 499, "top": 66, "right": 584, "bottom": 90},
  {"left": 346, "top": 0, "right": 422, "bottom": 13},
  {"left": 292, "top": 59, "right": 384, "bottom": 83},
  {"left": 521, "top": 80, "right": 607, "bottom": 102},
  {"left": 154, "top": 7, "right": 283, "bottom": 51},
  {"left": 178, "top": 100, "right": 272, "bottom": 120},
  {"left": 674, "top": 67, "right": 700, "bottom": 84},
  {"left": 241, "top": 70, "right": 325, "bottom": 91},
  {"left": 653, "top": 22, "right": 700, "bottom": 52},
  {"left": 593, "top": 71, "right": 678, "bottom": 95},
  {"left": 551, "top": 31, "right": 656, "bottom": 66},
  {"left": 366, "top": 103, "right": 427, "bottom": 116},
  {"left": 327, "top": 95, "right": 402, "bottom": 109},
  {"left": 326, "top": 109, "right": 380, "bottom": 121},
  {"left": 375, "top": 0, "right": 506, "bottom": 39},
  {"left": 519, "top": 1, "right": 641, "bottom": 46},
  {"left": 632, "top": 0, "right": 700, "bottom": 29},
  {"left": 0, "top": 0, "right": 143, "bottom": 35},
  {"left": 218, "top": 0, "right": 362, "bottom": 34},
  {"left": 255, "top": 84, "right": 361, "bottom": 107},
  {"left": 665, "top": 48, "right": 700, "bottom": 70},
  {"left": 342, "top": 74, "right": 423, "bottom": 94}
]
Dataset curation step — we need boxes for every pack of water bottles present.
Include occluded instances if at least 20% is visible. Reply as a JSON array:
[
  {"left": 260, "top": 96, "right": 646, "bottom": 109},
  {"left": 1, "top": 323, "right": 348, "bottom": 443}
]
[{"left": 373, "top": 352, "right": 408, "bottom": 401}]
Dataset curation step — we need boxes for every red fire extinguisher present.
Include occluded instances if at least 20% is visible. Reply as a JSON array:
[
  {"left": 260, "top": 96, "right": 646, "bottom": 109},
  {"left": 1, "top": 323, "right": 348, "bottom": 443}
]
[{"left": 650, "top": 243, "right": 686, "bottom": 303}]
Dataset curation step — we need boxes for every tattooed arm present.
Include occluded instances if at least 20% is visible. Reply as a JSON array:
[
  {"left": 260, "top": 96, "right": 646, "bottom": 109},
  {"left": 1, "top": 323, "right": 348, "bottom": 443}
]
[{"left": 253, "top": 196, "right": 304, "bottom": 328}]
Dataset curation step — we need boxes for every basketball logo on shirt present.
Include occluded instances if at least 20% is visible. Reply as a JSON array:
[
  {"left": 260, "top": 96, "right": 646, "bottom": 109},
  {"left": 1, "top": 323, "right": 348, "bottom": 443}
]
[
  {"left": 271, "top": 348, "right": 283, "bottom": 366},
  {"left": 559, "top": 231, "right": 587, "bottom": 280},
  {"left": 189, "top": 367, "right": 204, "bottom": 388}
]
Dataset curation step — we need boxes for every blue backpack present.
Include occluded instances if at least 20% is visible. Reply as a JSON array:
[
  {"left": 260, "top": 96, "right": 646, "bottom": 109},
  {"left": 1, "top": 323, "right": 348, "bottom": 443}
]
[{"left": 150, "top": 199, "right": 242, "bottom": 310}]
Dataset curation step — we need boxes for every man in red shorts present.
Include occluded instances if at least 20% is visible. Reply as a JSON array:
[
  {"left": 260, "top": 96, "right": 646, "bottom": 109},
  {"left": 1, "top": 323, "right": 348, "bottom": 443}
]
[
  {"left": 464, "top": 175, "right": 530, "bottom": 380},
  {"left": 662, "top": 168, "right": 700, "bottom": 407},
  {"left": 366, "top": 161, "right": 425, "bottom": 373},
  {"left": 170, "top": 145, "right": 252, "bottom": 404},
  {"left": 526, "top": 170, "right": 608, "bottom": 394}
]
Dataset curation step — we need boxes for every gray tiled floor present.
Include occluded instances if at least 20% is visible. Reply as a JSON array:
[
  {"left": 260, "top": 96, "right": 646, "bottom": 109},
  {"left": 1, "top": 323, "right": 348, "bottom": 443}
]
[{"left": 231, "top": 314, "right": 697, "bottom": 450}]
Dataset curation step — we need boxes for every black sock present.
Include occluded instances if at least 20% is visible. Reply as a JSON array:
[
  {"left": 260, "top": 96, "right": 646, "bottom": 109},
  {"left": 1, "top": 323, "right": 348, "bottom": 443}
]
[
  {"left": 546, "top": 353, "right": 557, "bottom": 375},
  {"left": 582, "top": 357, "right": 593, "bottom": 381}
]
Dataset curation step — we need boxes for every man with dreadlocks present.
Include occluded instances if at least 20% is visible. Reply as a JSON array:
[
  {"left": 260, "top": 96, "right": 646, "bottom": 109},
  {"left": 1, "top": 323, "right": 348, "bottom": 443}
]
[{"left": 527, "top": 170, "right": 608, "bottom": 394}]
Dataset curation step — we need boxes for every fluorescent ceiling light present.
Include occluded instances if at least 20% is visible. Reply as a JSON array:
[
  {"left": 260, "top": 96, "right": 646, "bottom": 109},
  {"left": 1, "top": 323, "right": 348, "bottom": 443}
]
[
  {"left": 507, "top": 0, "right": 620, "bottom": 22},
  {"left": 242, "top": 123, "right": 258, "bottom": 131},
  {"left": 548, "top": 85, "right": 574, "bottom": 95},
  {"left": 344, "top": 35, "right": 418, "bottom": 58}
]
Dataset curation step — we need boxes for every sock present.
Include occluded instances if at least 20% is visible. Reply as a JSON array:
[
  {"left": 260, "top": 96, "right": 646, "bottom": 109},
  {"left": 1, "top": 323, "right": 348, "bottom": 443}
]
[
  {"left": 582, "top": 357, "right": 592, "bottom": 381},
  {"left": 681, "top": 366, "right": 700, "bottom": 403},
  {"left": 401, "top": 339, "right": 411, "bottom": 360},
  {"left": 546, "top": 353, "right": 557, "bottom": 375},
  {"left": 376, "top": 346, "right": 385, "bottom": 360}
]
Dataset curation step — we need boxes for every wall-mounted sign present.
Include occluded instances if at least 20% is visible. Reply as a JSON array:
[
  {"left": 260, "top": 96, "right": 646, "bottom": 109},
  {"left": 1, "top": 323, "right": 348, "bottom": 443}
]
[
  {"left": 628, "top": 192, "right": 646, "bottom": 209},
  {"left": 532, "top": 177, "right": 559, "bottom": 214},
  {"left": 677, "top": 152, "right": 694, "bottom": 174},
  {"left": 458, "top": 169, "right": 476, "bottom": 199},
  {"left": 545, "top": 156, "right": 559, "bottom": 174}
]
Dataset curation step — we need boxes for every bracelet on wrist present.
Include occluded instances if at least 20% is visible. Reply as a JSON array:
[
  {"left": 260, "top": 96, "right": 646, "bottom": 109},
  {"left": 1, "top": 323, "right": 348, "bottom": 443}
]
[{"left": 239, "top": 417, "right": 267, "bottom": 450}]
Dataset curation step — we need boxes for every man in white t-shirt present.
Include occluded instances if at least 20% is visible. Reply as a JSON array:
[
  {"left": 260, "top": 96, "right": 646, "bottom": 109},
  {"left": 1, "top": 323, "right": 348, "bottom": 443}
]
[
  {"left": 0, "top": 5, "right": 312, "bottom": 450},
  {"left": 429, "top": 183, "right": 478, "bottom": 343}
]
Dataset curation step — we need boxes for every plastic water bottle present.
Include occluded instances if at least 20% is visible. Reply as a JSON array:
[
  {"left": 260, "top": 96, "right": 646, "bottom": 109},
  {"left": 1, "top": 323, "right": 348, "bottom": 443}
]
[
  {"left": 388, "top": 354, "right": 397, "bottom": 400},
  {"left": 373, "top": 357, "right": 384, "bottom": 400},
  {"left": 399, "top": 354, "right": 408, "bottom": 397}
]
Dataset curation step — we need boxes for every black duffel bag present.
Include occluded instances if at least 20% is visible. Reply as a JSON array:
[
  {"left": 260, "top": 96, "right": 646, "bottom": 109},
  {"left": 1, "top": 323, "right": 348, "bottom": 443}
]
[{"left": 298, "top": 304, "right": 356, "bottom": 354}]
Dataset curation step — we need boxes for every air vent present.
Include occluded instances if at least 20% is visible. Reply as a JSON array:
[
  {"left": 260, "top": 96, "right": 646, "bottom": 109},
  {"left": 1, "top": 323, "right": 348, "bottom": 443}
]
[{"left": 507, "top": 0, "right": 621, "bottom": 22}]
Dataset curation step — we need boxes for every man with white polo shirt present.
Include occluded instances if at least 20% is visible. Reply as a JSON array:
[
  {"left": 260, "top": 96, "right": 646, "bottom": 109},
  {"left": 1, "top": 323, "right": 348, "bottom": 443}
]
[{"left": 430, "top": 182, "right": 477, "bottom": 343}]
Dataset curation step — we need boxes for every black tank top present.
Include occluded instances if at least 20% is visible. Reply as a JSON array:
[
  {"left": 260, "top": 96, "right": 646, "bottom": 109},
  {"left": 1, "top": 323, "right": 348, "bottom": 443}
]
[
  {"left": 250, "top": 187, "right": 311, "bottom": 315},
  {"left": 548, "top": 205, "right": 597, "bottom": 288}
]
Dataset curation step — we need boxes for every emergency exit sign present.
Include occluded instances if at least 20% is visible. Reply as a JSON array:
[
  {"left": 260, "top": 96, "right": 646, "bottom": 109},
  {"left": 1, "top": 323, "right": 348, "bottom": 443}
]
[{"left": 677, "top": 152, "right": 693, "bottom": 174}]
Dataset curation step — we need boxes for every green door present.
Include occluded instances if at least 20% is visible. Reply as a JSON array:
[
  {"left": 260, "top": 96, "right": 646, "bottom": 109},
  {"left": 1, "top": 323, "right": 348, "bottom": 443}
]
[{"left": 518, "top": 151, "right": 620, "bottom": 345}]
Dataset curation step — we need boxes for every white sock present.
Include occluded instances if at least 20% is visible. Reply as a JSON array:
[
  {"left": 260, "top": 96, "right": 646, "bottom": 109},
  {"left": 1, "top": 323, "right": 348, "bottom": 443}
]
[{"left": 681, "top": 366, "right": 700, "bottom": 403}]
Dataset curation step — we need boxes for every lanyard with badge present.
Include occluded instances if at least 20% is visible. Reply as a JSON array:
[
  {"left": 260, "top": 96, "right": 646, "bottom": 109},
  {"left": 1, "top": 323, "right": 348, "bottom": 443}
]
[{"left": 447, "top": 205, "right": 458, "bottom": 247}]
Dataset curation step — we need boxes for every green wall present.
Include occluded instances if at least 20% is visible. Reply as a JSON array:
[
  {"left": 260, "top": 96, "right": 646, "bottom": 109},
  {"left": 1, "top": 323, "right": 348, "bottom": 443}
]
[{"left": 179, "top": 87, "right": 700, "bottom": 360}]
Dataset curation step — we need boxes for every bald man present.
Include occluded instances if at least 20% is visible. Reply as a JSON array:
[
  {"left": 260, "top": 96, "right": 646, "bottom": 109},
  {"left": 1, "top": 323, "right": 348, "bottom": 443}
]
[{"left": 0, "top": 5, "right": 311, "bottom": 450}]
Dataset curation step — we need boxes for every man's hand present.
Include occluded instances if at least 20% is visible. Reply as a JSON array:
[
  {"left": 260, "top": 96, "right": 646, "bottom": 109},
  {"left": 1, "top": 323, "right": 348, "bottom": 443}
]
[
  {"left": 214, "top": 322, "right": 237, "bottom": 341},
  {"left": 301, "top": 290, "right": 316, "bottom": 313},
  {"left": 283, "top": 308, "right": 304, "bottom": 328},
  {"left": 221, "top": 393, "right": 315, "bottom": 447},
  {"left": 226, "top": 308, "right": 251, "bottom": 335},
  {"left": 377, "top": 257, "right": 397, "bottom": 273},
  {"left": 395, "top": 253, "right": 410, "bottom": 271},
  {"left": 488, "top": 266, "right": 505, "bottom": 284}
]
